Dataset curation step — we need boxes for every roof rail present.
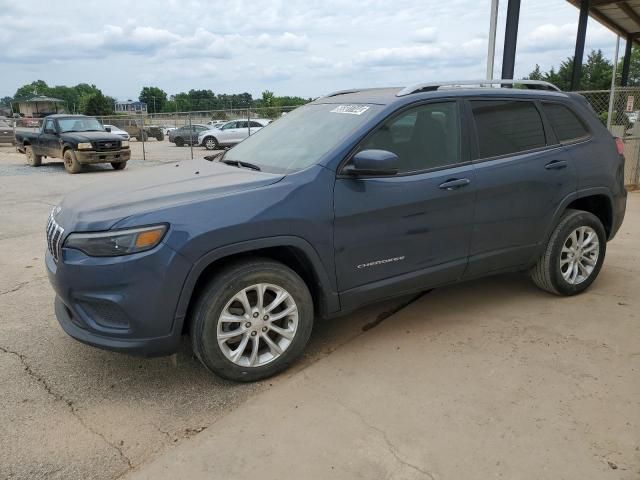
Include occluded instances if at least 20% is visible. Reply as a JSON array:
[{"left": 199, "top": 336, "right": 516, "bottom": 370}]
[
  {"left": 396, "top": 79, "right": 561, "bottom": 96},
  {"left": 324, "top": 89, "right": 365, "bottom": 98}
]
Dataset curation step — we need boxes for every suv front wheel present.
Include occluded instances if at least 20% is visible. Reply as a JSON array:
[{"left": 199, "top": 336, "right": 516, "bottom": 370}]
[
  {"left": 531, "top": 209, "right": 606, "bottom": 296},
  {"left": 190, "top": 259, "right": 314, "bottom": 382}
]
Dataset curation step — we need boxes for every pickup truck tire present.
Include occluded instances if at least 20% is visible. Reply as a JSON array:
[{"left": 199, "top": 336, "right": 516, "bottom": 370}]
[
  {"left": 203, "top": 136, "right": 218, "bottom": 150},
  {"left": 25, "top": 146, "right": 42, "bottom": 167},
  {"left": 111, "top": 162, "right": 127, "bottom": 170},
  {"left": 155, "top": 132, "right": 165, "bottom": 141},
  {"left": 174, "top": 137, "right": 184, "bottom": 147},
  {"left": 190, "top": 258, "right": 314, "bottom": 382},
  {"left": 63, "top": 149, "right": 82, "bottom": 174},
  {"left": 530, "top": 209, "right": 606, "bottom": 296}
]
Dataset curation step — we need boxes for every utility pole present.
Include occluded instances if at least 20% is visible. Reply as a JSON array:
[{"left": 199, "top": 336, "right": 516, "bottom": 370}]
[{"left": 487, "top": 0, "right": 499, "bottom": 80}]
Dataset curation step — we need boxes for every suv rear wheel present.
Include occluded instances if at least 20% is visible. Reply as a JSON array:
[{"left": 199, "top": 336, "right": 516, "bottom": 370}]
[
  {"left": 530, "top": 209, "right": 606, "bottom": 295},
  {"left": 203, "top": 136, "right": 218, "bottom": 150},
  {"left": 190, "top": 259, "right": 314, "bottom": 382}
]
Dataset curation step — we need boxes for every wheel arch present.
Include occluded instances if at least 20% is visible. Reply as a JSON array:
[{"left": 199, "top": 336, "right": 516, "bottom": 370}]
[
  {"left": 566, "top": 193, "right": 613, "bottom": 237},
  {"left": 176, "top": 237, "right": 340, "bottom": 334}
]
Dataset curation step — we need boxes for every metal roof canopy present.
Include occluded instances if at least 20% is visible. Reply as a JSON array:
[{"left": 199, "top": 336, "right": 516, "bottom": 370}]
[
  {"left": 565, "top": 0, "right": 640, "bottom": 89},
  {"left": 566, "top": 0, "right": 640, "bottom": 43}
]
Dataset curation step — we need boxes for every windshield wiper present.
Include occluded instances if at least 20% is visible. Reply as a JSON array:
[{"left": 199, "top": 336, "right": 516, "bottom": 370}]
[{"left": 220, "top": 159, "right": 261, "bottom": 171}]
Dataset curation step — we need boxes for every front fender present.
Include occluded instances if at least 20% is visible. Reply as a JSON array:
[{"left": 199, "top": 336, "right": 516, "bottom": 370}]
[{"left": 173, "top": 235, "right": 341, "bottom": 324}]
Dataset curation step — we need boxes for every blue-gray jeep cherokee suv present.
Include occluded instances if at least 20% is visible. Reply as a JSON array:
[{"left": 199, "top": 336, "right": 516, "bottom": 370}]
[{"left": 46, "top": 80, "right": 627, "bottom": 381}]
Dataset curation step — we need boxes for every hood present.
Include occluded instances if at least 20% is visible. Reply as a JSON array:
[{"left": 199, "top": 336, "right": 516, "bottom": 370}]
[
  {"left": 58, "top": 160, "right": 284, "bottom": 231},
  {"left": 60, "top": 131, "right": 126, "bottom": 143}
]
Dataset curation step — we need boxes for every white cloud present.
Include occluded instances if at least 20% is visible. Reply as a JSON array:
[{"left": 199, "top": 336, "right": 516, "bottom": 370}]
[
  {"left": 412, "top": 27, "right": 438, "bottom": 44},
  {"left": 522, "top": 22, "right": 613, "bottom": 53},
  {"left": 255, "top": 32, "right": 310, "bottom": 51}
]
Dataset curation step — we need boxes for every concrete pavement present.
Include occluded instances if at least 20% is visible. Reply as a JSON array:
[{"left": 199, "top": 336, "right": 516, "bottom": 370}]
[{"left": 127, "top": 195, "right": 640, "bottom": 480}]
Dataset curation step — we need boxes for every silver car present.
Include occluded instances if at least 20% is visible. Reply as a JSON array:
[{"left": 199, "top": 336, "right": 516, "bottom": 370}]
[{"left": 198, "top": 119, "right": 271, "bottom": 150}]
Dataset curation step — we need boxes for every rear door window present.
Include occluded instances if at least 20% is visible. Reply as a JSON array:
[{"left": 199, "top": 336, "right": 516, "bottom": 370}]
[
  {"left": 471, "top": 100, "right": 546, "bottom": 158},
  {"left": 542, "top": 102, "right": 589, "bottom": 142}
]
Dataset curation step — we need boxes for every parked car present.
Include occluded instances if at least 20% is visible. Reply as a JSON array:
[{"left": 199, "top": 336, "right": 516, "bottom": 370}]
[
  {"left": 15, "top": 114, "right": 130, "bottom": 173},
  {"left": 206, "top": 120, "right": 226, "bottom": 129},
  {"left": 198, "top": 119, "right": 271, "bottom": 150},
  {"left": 168, "top": 124, "right": 209, "bottom": 146},
  {"left": 163, "top": 127, "right": 177, "bottom": 136},
  {"left": 45, "top": 80, "right": 626, "bottom": 381},
  {"left": 103, "top": 124, "right": 130, "bottom": 140},
  {"left": 110, "top": 118, "right": 164, "bottom": 141},
  {"left": 0, "top": 117, "right": 15, "bottom": 145}
]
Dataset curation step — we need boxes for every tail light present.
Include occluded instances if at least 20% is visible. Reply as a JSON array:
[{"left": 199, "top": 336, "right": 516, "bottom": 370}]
[{"left": 614, "top": 137, "right": 625, "bottom": 155}]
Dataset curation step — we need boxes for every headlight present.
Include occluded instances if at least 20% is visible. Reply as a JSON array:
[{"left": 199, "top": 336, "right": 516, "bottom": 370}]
[
  {"left": 77, "top": 142, "right": 93, "bottom": 150},
  {"left": 121, "top": 140, "right": 129, "bottom": 148},
  {"left": 64, "top": 225, "right": 167, "bottom": 257}
]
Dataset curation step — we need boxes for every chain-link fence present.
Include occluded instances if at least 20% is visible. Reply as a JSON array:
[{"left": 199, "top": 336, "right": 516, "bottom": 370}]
[
  {"left": 7, "top": 105, "right": 303, "bottom": 163},
  {"left": 577, "top": 86, "right": 640, "bottom": 187}
]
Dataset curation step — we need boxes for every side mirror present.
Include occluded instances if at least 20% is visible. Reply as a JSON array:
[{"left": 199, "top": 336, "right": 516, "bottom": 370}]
[
  {"left": 343, "top": 149, "right": 399, "bottom": 176},
  {"left": 105, "top": 127, "right": 112, "bottom": 132},
  {"left": 44, "top": 128, "right": 57, "bottom": 135}
]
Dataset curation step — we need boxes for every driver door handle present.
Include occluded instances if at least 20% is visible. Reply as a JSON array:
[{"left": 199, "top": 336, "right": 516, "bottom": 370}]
[
  {"left": 439, "top": 178, "right": 471, "bottom": 190},
  {"left": 545, "top": 160, "right": 568, "bottom": 170}
]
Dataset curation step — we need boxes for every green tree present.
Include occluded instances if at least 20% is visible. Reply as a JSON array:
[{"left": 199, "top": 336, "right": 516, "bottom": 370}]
[
  {"left": 582, "top": 49, "right": 612, "bottom": 90},
  {"left": 616, "top": 46, "right": 640, "bottom": 86},
  {"left": 14, "top": 80, "right": 49, "bottom": 99},
  {"left": 83, "top": 90, "right": 114, "bottom": 116},
  {"left": 526, "top": 64, "right": 543, "bottom": 80},
  {"left": 139, "top": 86, "right": 168, "bottom": 114}
]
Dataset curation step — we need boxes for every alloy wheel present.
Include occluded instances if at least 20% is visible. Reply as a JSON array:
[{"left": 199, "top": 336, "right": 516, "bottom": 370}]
[
  {"left": 217, "top": 283, "right": 299, "bottom": 367},
  {"left": 559, "top": 226, "right": 599, "bottom": 285}
]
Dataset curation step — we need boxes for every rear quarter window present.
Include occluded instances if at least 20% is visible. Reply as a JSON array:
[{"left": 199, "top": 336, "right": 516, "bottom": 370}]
[
  {"left": 471, "top": 100, "right": 546, "bottom": 158},
  {"left": 542, "top": 102, "right": 589, "bottom": 143}
]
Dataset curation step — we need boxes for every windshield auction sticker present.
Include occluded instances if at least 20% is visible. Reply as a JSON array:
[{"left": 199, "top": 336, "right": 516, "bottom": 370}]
[{"left": 330, "top": 105, "right": 370, "bottom": 115}]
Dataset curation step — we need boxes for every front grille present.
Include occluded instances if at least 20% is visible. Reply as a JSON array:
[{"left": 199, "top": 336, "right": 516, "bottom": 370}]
[
  {"left": 46, "top": 211, "right": 64, "bottom": 262},
  {"left": 93, "top": 140, "right": 121, "bottom": 151}
]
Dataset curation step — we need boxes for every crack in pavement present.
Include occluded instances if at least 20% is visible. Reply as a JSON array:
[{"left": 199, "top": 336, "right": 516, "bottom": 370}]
[
  {"left": 327, "top": 390, "right": 436, "bottom": 479},
  {"left": 362, "top": 290, "right": 432, "bottom": 332},
  {"left": 0, "top": 281, "right": 29, "bottom": 295},
  {"left": 301, "top": 371, "right": 436, "bottom": 480},
  {"left": 0, "top": 344, "right": 134, "bottom": 471}
]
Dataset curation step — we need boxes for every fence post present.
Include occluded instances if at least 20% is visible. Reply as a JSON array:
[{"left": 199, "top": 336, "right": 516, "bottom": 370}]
[
  {"left": 140, "top": 115, "right": 146, "bottom": 161},
  {"left": 607, "top": 36, "right": 621, "bottom": 131},
  {"left": 188, "top": 112, "right": 193, "bottom": 160}
]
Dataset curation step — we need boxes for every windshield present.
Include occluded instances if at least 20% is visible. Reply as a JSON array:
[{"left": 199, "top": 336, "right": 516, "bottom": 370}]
[
  {"left": 224, "top": 103, "right": 381, "bottom": 174},
  {"left": 58, "top": 117, "right": 105, "bottom": 133}
]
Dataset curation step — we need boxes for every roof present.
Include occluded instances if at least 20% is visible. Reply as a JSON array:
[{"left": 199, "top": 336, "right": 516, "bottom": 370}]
[
  {"left": 19, "top": 95, "right": 64, "bottom": 103},
  {"left": 115, "top": 100, "right": 147, "bottom": 105},
  {"left": 566, "top": 0, "right": 640, "bottom": 44}
]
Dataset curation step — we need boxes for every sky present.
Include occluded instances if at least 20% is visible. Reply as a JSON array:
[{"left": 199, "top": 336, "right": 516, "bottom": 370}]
[{"left": 0, "top": 0, "right": 622, "bottom": 101}]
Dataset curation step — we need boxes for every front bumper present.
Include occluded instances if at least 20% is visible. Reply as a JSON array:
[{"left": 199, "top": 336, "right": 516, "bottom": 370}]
[
  {"left": 47, "top": 241, "right": 191, "bottom": 357},
  {"left": 76, "top": 149, "right": 131, "bottom": 164}
]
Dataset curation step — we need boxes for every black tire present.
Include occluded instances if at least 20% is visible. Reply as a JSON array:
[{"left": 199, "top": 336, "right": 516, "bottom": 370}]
[
  {"left": 530, "top": 209, "right": 606, "bottom": 296},
  {"left": 111, "top": 162, "right": 127, "bottom": 170},
  {"left": 63, "top": 149, "right": 82, "bottom": 174},
  {"left": 190, "top": 258, "right": 314, "bottom": 382},
  {"left": 155, "top": 132, "right": 165, "bottom": 141},
  {"left": 174, "top": 137, "right": 184, "bottom": 147},
  {"left": 25, "top": 145, "right": 42, "bottom": 166},
  {"left": 203, "top": 136, "right": 219, "bottom": 150}
]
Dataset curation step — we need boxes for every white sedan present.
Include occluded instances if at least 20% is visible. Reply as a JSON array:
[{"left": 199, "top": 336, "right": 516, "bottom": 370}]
[
  {"left": 103, "top": 124, "right": 130, "bottom": 140},
  {"left": 198, "top": 119, "right": 271, "bottom": 150}
]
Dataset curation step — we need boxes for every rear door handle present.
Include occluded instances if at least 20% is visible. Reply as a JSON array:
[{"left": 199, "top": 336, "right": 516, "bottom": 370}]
[
  {"left": 439, "top": 178, "right": 471, "bottom": 190},
  {"left": 545, "top": 160, "right": 568, "bottom": 170}
]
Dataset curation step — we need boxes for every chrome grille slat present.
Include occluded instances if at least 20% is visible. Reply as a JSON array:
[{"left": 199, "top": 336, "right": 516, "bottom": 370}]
[{"left": 46, "top": 210, "right": 64, "bottom": 262}]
